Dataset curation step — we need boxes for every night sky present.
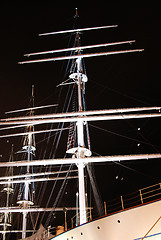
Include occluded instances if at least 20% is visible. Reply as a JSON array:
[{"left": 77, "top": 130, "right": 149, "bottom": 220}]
[{"left": 0, "top": 4, "right": 161, "bottom": 237}]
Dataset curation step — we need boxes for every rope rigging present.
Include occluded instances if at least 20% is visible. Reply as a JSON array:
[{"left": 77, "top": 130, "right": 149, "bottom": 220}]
[
  {"left": 35, "top": 10, "right": 94, "bottom": 228},
  {"left": 34, "top": 20, "right": 84, "bottom": 227}
]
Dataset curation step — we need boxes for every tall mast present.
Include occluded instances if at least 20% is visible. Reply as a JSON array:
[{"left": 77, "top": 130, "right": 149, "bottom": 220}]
[
  {"left": 76, "top": 37, "right": 87, "bottom": 224},
  {"left": 1, "top": 144, "right": 14, "bottom": 240},
  {"left": 67, "top": 8, "right": 91, "bottom": 225},
  {"left": 17, "top": 86, "right": 36, "bottom": 239}
]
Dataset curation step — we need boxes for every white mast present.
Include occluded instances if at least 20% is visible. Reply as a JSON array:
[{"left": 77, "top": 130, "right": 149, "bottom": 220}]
[
  {"left": 21, "top": 133, "right": 33, "bottom": 239},
  {"left": 17, "top": 86, "right": 35, "bottom": 239},
  {"left": 1, "top": 145, "right": 14, "bottom": 240},
  {"left": 75, "top": 54, "right": 87, "bottom": 224},
  {"left": 66, "top": 22, "right": 91, "bottom": 224}
]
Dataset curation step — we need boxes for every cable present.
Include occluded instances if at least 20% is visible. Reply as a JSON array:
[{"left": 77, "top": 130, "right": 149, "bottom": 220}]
[
  {"left": 90, "top": 78, "right": 153, "bottom": 106},
  {"left": 44, "top": 164, "right": 74, "bottom": 228},
  {"left": 35, "top": 85, "right": 76, "bottom": 227},
  {"left": 89, "top": 123, "right": 161, "bottom": 150},
  {"left": 141, "top": 216, "right": 161, "bottom": 240},
  {"left": 39, "top": 86, "right": 75, "bottom": 214},
  {"left": 35, "top": 85, "right": 74, "bottom": 208},
  {"left": 92, "top": 150, "right": 160, "bottom": 182},
  {"left": 87, "top": 164, "right": 104, "bottom": 217}
]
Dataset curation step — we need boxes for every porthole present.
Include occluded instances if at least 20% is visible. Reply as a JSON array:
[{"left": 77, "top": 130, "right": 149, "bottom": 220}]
[
  {"left": 97, "top": 226, "right": 100, "bottom": 229},
  {"left": 117, "top": 220, "right": 120, "bottom": 223},
  {"left": 81, "top": 232, "right": 83, "bottom": 235}
]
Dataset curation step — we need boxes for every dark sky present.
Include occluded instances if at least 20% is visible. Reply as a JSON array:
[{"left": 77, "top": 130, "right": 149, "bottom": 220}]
[{"left": 0, "top": 4, "right": 161, "bottom": 236}]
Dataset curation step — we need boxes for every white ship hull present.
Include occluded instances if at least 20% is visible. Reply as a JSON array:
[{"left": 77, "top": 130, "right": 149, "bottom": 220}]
[{"left": 52, "top": 199, "right": 161, "bottom": 240}]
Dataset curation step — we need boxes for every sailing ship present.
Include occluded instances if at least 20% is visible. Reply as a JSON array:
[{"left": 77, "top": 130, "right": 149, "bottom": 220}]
[{"left": 0, "top": 8, "right": 161, "bottom": 240}]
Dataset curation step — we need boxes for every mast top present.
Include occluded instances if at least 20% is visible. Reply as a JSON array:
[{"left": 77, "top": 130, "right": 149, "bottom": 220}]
[{"left": 74, "top": 7, "right": 79, "bottom": 19}]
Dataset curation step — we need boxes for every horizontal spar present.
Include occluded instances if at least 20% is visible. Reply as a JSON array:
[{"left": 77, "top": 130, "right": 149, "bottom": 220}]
[
  {"left": 0, "top": 175, "right": 78, "bottom": 185},
  {"left": 39, "top": 25, "right": 118, "bottom": 36},
  {"left": 0, "top": 112, "right": 161, "bottom": 126},
  {"left": 0, "top": 207, "right": 93, "bottom": 213},
  {"left": 0, "top": 169, "right": 77, "bottom": 181},
  {"left": 5, "top": 104, "right": 58, "bottom": 114},
  {"left": 0, "top": 127, "right": 69, "bottom": 138},
  {"left": 24, "top": 40, "right": 135, "bottom": 57},
  {"left": 0, "top": 154, "right": 161, "bottom": 167},
  {"left": 2, "top": 106, "right": 160, "bottom": 122},
  {"left": 1, "top": 107, "right": 160, "bottom": 132},
  {"left": 0, "top": 230, "right": 33, "bottom": 233},
  {"left": 18, "top": 49, "right": 144, "bottom": 64}
]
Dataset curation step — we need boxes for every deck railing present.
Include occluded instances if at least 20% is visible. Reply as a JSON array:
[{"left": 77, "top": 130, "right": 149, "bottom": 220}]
[
  {"left": 47, "top": 182, "right": 161, "bottom": 237},
  {"left": 70, "top": 182, "right": 161, "bottom": 230},
  {"left": 104, "top": 182, "right": 161, "bottom": 214}
]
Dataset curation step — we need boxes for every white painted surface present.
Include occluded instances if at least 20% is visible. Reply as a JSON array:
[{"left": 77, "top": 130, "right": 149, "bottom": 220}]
[{"left": 52, "top": 200, "right": 161, "bottom": 239}]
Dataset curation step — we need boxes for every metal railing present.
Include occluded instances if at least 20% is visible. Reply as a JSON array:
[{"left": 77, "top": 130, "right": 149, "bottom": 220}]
[
  {"left": 42, "top": 182, "right": 161, "bottom": 238},
  {"left": 104, "top": 182, "right": 161, "bottom": 214}
]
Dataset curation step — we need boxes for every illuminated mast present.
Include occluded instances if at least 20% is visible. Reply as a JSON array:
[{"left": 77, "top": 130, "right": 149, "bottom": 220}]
[
  {"left": 62, "top": 8, "right": 91, "bottom": 224},
  {"left": 17, "top": 85, "right": 36, "bottom": 239},
  {"left": 1, "top": 145, "right": 14, "bottom": 240},
  {"left": 69, "top": 10, "right": 91, "bottom": 224}
]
